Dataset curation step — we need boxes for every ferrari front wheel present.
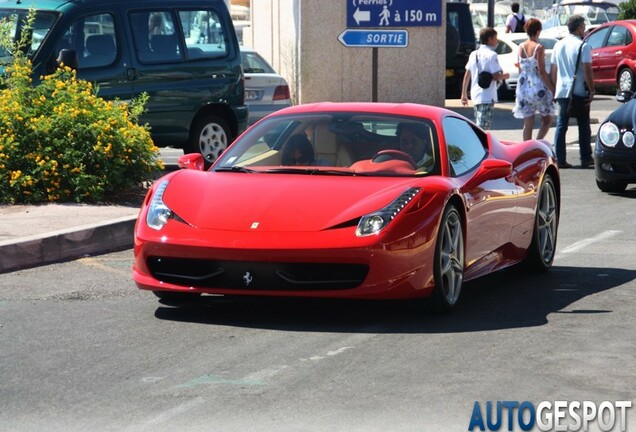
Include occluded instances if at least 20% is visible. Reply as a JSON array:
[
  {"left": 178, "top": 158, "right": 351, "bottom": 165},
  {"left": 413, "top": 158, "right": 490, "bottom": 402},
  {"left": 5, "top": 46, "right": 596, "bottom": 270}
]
[
  {"left": 523, "top": 175, "right": 558, "bottom": 272},
  {"left": 424, "top": 205, "right": 464, "bottom": 313}
]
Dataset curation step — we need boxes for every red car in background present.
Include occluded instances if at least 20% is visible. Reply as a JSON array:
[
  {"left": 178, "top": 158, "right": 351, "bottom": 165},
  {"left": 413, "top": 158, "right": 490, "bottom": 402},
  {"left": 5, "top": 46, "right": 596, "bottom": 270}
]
[
  {"left": 133, "top": 103, "right": 560, "bottom": 313},
  {"left": 585, "top": 20, "right": 636, "bottom": 92}
]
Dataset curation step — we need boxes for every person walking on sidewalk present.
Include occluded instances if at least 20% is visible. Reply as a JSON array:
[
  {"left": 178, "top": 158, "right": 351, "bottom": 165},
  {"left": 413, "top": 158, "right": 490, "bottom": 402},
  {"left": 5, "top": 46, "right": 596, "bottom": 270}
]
[
  {"left": 550, "top": 15, "right": 595, "bottom": 169},
  {"left": 461, "top": 27, "right": 510, "bottom": 130},
  {"left": 506, "top": 2, "right": 525, "bottom": 33},
  {"left": 513, "top": 18, "right": 555, "bottom": 141}
]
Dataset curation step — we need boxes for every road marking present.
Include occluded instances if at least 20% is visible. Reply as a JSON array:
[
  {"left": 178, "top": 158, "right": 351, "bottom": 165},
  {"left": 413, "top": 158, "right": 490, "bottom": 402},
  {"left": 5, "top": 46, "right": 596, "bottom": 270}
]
[
  {"left": 176, "top": 374, "right": 266, "bottom": 388},
  {"left": 558, "top": 230, "right": 621, "bottom": 256},
  {"left": 130, "top": 396, "right": 206, "bottom": 430}
]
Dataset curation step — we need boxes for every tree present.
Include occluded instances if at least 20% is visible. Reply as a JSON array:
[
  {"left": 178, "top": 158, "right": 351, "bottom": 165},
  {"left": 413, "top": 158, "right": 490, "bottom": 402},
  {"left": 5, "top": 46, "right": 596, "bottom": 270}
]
[{"left": 618, "top": 0, "right": 636, "bottom": 20}]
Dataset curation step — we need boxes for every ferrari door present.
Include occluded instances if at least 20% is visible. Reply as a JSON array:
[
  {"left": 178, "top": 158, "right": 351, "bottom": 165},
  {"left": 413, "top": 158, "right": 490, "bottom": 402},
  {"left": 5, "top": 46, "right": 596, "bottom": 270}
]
[{"left": 441, "top": 117, "right": 519, "bottom": 269}]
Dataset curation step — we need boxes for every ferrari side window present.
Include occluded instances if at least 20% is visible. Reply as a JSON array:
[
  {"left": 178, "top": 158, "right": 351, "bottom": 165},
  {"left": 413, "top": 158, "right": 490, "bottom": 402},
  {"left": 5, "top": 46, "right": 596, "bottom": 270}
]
[{"left": 442, "top": 117, "right": 486, "bottom": 177}]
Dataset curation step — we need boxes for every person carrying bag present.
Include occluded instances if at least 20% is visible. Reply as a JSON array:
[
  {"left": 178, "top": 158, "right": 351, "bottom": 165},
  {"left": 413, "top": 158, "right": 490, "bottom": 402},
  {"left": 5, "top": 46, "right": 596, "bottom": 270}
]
[
  {"left": 550, "top": 15, "right": 595, "bottom": 169},
  {"left": 566, "top": 43, "right": 589, "bottom": 118}
]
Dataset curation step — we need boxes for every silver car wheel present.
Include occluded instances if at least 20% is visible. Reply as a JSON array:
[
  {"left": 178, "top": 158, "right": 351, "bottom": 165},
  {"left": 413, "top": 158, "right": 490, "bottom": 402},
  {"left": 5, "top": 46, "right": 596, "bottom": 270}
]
[
  {"left": 619, "top": 69, "right": 633, "bottom": 92},
  {"left": 537, "top": 178, "right": 557, "bottom": 263},
  {"left": 199, "top": 121, "right": 228, "bottom": 163},
  {"left": 438, "top": 209, "right": 464, "bottom": 305}
]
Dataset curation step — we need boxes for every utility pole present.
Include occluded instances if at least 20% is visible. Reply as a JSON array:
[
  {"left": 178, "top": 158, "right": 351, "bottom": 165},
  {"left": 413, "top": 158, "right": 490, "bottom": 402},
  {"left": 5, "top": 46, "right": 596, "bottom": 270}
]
[{"left": 488, "top": 0, "right": 495, "bottom": 28}]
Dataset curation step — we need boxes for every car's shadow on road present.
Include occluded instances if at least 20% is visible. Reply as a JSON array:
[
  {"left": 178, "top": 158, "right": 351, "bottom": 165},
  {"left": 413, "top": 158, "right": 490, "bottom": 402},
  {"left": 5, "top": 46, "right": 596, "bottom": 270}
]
[{"left": 153, "top": 265, "right": 635, "bottom": 333}]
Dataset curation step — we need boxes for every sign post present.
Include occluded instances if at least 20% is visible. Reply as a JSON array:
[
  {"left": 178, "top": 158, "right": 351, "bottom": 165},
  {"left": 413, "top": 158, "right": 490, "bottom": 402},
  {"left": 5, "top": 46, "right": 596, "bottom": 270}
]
[{"left": 341, "top": 0, "right": 442, "bottom": 102}]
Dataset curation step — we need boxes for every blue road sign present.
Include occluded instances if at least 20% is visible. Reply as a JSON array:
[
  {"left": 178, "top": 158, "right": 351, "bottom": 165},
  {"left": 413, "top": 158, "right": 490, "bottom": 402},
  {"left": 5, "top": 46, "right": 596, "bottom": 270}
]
[
  {"left": 338, "top": 29, "right": 408, "bottom": 48},
  {"left": 347, "top": 0, "right": 442, "bottom": 28}
]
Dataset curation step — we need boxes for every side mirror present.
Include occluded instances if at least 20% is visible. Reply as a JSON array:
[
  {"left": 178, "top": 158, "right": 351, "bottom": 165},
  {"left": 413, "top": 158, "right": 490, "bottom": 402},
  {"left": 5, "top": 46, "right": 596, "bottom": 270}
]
[
  {"left": 56, "top": 49, "right": 78, "bottom": 70},
  {"left": 462, "top": 158, "right": 512, "bottom": 191},
  {"left": 616, "top": 90, "right": 633, "bottom": 104},
  {"left": 178, "top": 153, "right": 205, "bottom": 171}
]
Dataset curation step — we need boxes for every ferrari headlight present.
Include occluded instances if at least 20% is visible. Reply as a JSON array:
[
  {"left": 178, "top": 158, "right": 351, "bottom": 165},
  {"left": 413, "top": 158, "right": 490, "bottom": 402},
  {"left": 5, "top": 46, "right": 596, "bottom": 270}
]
[
  {"left": 599, "top": 122, "right": 620, "bottom": 148},
  {"left": 356, "top": 187, "right": 421, "bottom": 237},
  {"left": 623, "top": 131, "right": 635, "bottom": 148},
  {"left": 146, "top": 180, "right": 172, "bottom": 230}
]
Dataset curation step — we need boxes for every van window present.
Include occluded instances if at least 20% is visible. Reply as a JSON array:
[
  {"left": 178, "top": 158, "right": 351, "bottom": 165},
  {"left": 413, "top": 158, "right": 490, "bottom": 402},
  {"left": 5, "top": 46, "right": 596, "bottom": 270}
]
[
  {"left": 179, "top": 10, "right": 228, "bottom": 59},
  {"left": 0, "top": 11, "right": 57, "bottom": 58},
  {"left": 57, "top": 13, "right": 118, "bottom": 69},
  {"left": 130, "top": 10, "right": 183, "bottom": 63}
]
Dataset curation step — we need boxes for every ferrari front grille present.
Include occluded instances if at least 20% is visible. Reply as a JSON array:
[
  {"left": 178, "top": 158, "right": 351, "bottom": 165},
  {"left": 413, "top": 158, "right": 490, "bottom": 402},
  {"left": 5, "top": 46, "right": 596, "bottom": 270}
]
[{"left": 147, "top": 257, "right": 369, "bottom": 290}]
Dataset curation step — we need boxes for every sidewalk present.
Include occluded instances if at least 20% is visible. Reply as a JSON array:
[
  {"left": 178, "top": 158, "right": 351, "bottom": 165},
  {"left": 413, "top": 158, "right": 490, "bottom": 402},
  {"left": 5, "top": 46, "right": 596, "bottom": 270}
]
[{"left": 0, "top": 99, "right": 616, "bottom": 273}]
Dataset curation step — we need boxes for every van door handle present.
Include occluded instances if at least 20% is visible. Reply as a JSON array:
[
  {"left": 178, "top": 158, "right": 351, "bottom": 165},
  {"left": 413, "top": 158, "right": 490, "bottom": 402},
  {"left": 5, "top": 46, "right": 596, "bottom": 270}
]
[{"left": 126, "top": 68, "right": 137, "bottom": 80}]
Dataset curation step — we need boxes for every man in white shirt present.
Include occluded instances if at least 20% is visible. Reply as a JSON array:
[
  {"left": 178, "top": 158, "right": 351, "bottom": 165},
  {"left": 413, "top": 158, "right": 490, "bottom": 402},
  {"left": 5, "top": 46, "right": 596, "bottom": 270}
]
[
  {"left": 461, "top": 28, "right": 510, "bottom": 130},
  {"left": 550, "top": 15, "right": 595, "bottom": 169}
]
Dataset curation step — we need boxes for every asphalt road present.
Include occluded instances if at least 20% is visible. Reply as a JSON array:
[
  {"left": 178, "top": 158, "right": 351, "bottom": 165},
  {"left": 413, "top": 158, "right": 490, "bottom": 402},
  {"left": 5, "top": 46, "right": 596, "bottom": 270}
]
[{"left": 1, "top": 162, "right": 635, "bottom": 431}]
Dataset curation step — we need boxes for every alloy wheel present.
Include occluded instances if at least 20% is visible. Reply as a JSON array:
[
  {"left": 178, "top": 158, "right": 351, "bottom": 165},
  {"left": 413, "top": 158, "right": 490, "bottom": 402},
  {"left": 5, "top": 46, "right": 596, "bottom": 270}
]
[
  {"left": 536, "top": 179, "right": 557, "bottom": 263},
  {"left": 438, "top": 209, "right": 464, "bottom": 305}
]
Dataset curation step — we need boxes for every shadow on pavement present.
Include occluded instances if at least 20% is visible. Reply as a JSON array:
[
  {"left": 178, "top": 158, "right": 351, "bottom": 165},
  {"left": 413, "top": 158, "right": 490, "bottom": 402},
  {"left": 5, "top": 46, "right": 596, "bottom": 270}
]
[{"left": 153, "top": 265, "right": 635, "bottom": 334}]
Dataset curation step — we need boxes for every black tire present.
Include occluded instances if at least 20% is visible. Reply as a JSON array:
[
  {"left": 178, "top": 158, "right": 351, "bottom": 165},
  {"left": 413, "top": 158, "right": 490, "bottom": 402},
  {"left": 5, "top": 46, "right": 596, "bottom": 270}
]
[
  {"left": 596, "top": 179, "right": 627, "bottom": 193},
  {"left": 618, "top": 68, "right": 634, "bottom": 92},
  {"left": 187, "top": 115, "right": 232, "bottom": 166},
  {"left": 422, "top": 205, "right": 464, "bottom": 313},
  {"left": 523, "top": 175, "right": 559, "bottom": 272},
  {"left": 153, "top": 290, "right": 201, "bottom": 302}
]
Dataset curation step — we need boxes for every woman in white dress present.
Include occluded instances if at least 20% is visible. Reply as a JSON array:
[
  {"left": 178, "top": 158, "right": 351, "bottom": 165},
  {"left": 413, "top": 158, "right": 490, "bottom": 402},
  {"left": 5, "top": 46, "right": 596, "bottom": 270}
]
[{"left": 512, "top": 18, "right": 555, "bottom": 141}]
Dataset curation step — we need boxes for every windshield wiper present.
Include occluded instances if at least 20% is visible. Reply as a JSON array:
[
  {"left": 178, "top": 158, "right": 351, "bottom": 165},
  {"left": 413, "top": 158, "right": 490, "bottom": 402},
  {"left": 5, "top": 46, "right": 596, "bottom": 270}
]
[{"left": 214, "top": 165, "right": 256, "bottom": 173}]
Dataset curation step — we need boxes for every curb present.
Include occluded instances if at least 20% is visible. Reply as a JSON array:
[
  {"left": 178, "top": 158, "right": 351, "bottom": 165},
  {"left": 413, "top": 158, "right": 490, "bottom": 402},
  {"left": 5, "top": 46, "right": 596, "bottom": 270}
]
[{"left": 0, "top": 215, "right": 137, "bottom": 274}]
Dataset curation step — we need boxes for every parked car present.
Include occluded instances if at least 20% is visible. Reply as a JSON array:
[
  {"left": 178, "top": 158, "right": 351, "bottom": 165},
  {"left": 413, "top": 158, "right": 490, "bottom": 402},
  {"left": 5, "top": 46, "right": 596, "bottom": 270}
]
[
  {"left": 594, "top": 90, "right": 636, "bottom": 192},
  {"left": 241, "top": 48, "right": 292, "bottom": 125},
  {"left": 447, "top": 2, "right": 477, "bottom": 98},
  {"left": 495, "top": 34, "right": 558, "bottom": 99},
  {"left": 133, "top": 102, "right": 561, "bottom": 313},
  {"left": 585, "top": 20, "right": 636, "bottom": 92},
  {"left": 542, "top": 0, "right": 619, "bottom": 40},
  {"left": 0, "top": 0, "right": 248, "bottom": 165}
]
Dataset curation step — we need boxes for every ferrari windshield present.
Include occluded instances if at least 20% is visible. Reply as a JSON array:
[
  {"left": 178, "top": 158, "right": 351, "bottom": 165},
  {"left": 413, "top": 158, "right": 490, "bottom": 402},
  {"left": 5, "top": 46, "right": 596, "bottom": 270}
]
[{"left": 214, "top": 113, "right": 440, "bottom": 176}]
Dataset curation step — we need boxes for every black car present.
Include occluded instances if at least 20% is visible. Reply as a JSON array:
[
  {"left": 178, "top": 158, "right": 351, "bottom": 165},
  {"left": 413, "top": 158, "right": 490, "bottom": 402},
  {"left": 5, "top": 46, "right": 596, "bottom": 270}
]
[
  {"left": 446, "top": 2, "right": 477, "bottom": 98},
  {"left": 594, "top": 91, "right": 636, "bottom": 192}
]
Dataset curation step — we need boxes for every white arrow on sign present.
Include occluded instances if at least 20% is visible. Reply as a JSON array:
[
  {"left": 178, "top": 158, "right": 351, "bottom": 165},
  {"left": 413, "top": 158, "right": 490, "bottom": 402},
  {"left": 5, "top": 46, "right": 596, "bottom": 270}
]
[{"left": 353, "top": 7, "right": 370, "bottom": 25}]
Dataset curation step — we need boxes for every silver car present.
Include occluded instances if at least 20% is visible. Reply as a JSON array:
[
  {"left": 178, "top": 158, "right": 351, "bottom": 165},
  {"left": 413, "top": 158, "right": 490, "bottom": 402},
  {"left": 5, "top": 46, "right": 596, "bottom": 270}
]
[{"left": 241, "top": 48, "right": 292, "bottom": 125}]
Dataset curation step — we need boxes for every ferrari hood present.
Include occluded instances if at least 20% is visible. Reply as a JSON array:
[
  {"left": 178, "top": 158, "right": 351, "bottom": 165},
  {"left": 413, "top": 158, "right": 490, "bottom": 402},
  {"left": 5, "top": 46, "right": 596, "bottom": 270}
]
[{"left": 160, "top": 170, "right": 421, "bottom": 232}]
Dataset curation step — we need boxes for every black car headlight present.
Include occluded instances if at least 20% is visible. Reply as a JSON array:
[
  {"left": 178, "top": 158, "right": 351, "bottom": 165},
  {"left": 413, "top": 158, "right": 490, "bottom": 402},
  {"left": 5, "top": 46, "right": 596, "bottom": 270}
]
[
  {"left": 599, "top": 122, "right": 620, "bottom": 148},
  {"left": 356, "top": 187, "right": 421, "bottom": 237},
  {"left": 623, "top": 131, "right": 635, "bottom": 148},
  {"left": 146, "top": 180, "right": 172, "bottom": 230}
]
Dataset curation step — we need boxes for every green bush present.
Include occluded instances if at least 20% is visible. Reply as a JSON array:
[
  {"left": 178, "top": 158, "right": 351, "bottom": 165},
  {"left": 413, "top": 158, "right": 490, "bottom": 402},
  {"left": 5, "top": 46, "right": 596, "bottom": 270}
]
[
  {"left": 618, "top": 0, "right": 636, "bottom": 20},
  {"left": 0, "top": 21, "right": 163, "bottom": 204}
]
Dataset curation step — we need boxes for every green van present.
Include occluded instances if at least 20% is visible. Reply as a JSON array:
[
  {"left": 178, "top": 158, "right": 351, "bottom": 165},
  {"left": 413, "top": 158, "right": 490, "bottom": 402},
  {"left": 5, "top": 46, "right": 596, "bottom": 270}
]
[{"left": 0, "top": 0, "right": 248, "bottom": 164}]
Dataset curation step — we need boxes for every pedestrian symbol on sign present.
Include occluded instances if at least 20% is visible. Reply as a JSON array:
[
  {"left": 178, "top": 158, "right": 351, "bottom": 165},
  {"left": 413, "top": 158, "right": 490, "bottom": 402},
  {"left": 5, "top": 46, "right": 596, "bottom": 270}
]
[{"left": 379, "top": 5, "right": 390, "bottom": 26}]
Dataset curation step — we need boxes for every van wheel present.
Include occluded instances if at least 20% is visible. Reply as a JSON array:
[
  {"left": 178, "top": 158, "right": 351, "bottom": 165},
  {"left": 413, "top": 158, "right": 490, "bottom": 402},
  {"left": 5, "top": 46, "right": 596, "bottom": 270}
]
[{"left": 188, "top": 115, "right": 232, "bottom": 166}]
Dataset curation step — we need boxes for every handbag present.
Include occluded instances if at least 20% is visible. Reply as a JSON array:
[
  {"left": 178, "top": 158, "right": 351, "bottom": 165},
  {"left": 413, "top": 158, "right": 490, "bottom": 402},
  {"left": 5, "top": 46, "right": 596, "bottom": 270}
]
[
  {"left": 566, "top": 42, "right": 589, "bottom": 118},
  {"left": 476, "top": 53, "right": 493, "bottom": 89}
]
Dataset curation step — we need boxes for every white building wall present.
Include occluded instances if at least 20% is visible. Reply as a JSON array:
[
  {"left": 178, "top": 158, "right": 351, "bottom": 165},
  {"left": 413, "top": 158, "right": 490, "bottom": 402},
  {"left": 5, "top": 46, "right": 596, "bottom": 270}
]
[{"left": 246, "top": 0, "right": 446, "bottom": 107}]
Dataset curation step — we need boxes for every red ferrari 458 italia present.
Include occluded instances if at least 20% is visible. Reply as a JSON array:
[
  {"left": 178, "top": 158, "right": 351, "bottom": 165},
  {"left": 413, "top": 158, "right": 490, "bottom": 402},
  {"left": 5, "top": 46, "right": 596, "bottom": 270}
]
[{"left": 133, "top": 102, "right": 560, "bottom": 313}]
